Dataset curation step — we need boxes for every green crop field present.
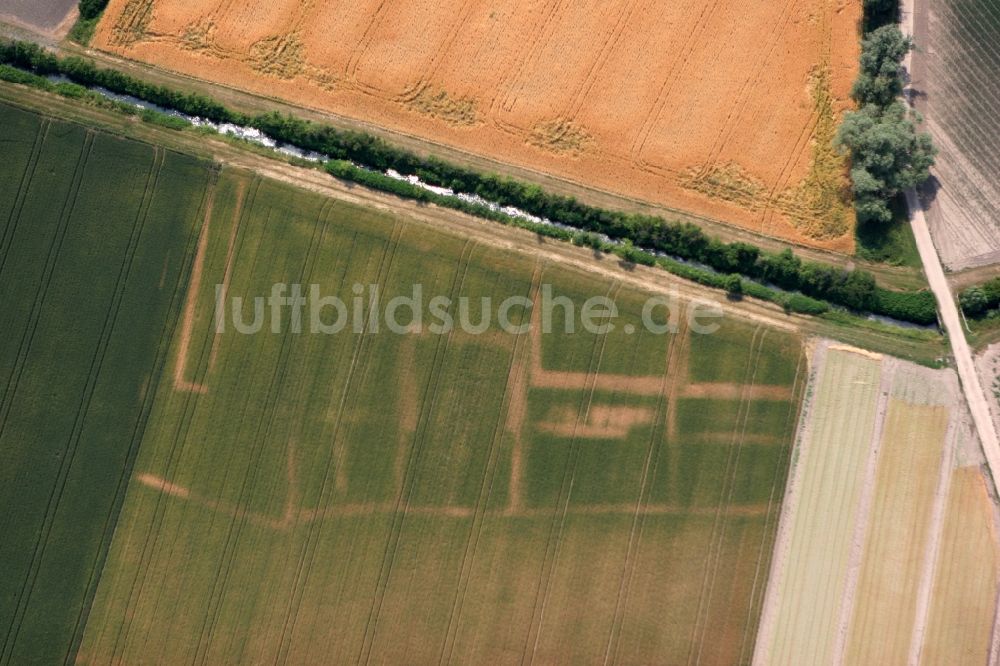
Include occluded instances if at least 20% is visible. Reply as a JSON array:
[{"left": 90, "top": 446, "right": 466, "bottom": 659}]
[
  {"left": 0, "top": 100, "right": 806, "bottom": 665},
  {"left": 0, "top": 102, "right": 208, "bottom": 664}
]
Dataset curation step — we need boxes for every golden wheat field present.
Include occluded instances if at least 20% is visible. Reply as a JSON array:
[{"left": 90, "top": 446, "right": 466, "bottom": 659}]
[{"left": 92, "top": 0, "right": 862, "bottom": 251}]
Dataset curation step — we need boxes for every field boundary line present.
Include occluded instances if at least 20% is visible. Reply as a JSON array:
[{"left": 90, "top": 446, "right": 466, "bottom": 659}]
[
  {"left": 752, "top": 339, "right": 827, "bottom": 665},
  {"left": 736, "top": 341, "right": 808, "bottom": 663},
  {"left": 829, "top": 356, "right": 895, "bottom": 665},
  {"left": 67, "top": 159, "right": 217, "bottom": 666},
  {"left": 690, "top": 325, "right": 768, "bottom": 663}
]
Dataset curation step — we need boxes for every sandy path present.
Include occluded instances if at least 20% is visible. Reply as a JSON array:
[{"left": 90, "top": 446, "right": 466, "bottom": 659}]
[
  {"left": 904, "top": 189, "right": 1000, "bottom": 472},
  {"left": 902, "top": 0, "right": 1000, "bottom": 478}
]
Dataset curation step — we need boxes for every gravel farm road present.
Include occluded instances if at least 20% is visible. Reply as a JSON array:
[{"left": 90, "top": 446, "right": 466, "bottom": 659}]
[
  {"left": 901, "top": 0, "right": 1000, "bottom": 482},
  {"left": 906, "top": 189, "right": 1000, "bottom": 476}
]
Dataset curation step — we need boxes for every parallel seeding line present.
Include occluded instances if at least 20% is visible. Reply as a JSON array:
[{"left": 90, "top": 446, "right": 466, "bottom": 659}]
[{"left": 355, "top": 239, "right": 477, "bottom": 665}]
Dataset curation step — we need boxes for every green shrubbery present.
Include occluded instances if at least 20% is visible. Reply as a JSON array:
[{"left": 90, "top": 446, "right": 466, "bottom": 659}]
[
  {"left": 78, "top": 0, "right": 110, "bottom": 20},
  {"left": 960, "top": 277, "right": 1000, "bottom": 319},
  {"left": 0, "top": 39, "right": 940, "bottom": 325}
]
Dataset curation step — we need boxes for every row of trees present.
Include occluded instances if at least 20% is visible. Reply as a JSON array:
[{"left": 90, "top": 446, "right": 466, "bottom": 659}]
[
  {"left": 836, "top": 26, "right": 936, "bottom": 225},
  {"left": 0, "top": 39, "right": 938, "bottom": 325}
]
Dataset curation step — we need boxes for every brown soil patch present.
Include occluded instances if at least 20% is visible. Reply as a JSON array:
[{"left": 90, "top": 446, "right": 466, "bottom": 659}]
[
  {"left": 538, "top": 404, "right": 655, "bottom": 439},
  {"left": 172, "top": 184, "right": 215, "bottom": 394},
  {"left": 92, "top": 0, "right": 861, "bottom": 251},
  {"left": 136, "top": 473, "right": 190, "bottom": 498},
  {"left": 680, "top": 383, "right": 792, "bottom": 401}
]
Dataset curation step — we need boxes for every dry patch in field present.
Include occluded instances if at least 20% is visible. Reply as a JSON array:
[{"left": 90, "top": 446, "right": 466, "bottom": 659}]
[
  {"left": 755, "top": 339, "right": 1000, "bottom": 665},
  {"left": 92, "top": 0, "right": 861, "bottom": 250}
]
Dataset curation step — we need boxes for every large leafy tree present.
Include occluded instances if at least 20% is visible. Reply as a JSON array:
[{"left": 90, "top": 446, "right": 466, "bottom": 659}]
[
  {"left": 852, "top": 25, "right": 913, "bottom": 106},
  {"left": 837, "top": 102, "right": 936, "bottom": 224}
]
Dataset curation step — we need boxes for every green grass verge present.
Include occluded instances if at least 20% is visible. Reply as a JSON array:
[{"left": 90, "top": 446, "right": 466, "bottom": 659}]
[{"left": 855, "top": 195, "right": 921, "bottom": 268}]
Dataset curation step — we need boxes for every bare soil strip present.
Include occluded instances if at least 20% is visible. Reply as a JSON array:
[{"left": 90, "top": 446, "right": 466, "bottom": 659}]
[{"left": 172, "top": 183, "right": 216, "bottom": 394}]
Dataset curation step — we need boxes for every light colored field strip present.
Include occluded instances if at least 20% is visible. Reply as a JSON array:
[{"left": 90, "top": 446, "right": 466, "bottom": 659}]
[
  {"left": 842, "top": 396, "right": 950, "bottom": 665},
  {"left": 135, "top": 473, "right": 772, "bottom": 526},
  {"left": 919, "top": 467, "right": 1000, "bottom": 665},
  {"left": 830, "top": 358, "right": 896, "bottom": 665},
  {"left": 171, "top": 181, "right": 215, "bottom": 395},
  {"left": 907, "top": 416, "right": 959, "bottom": 666},
  {"left": 754, "top": 343, "right": 882, "bottom": 666}
]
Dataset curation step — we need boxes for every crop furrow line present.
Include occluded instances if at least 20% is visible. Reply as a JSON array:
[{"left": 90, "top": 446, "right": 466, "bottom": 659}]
[
  {"left": 602, "top": 319, "right": 679, "bottom": 666},
  {"left": 0, "top": 118, "right": 47, "bottom": 276},
  {"left": 437, "top": 260, "right": 544, "bottom": 666},
  {"left": 3, "top": 138, "right": 157, "bottom": 665},
  {"left": 522, "top": 280, "right": 620, "bottom": 666},
  {"left": 687, "top": 325, "right": 766, "bottom": 664},
  {"left": 355, "top": 239, "right": 476, "bottom": 665}
]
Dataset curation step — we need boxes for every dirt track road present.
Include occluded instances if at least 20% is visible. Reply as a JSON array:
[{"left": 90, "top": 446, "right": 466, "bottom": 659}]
[
  {"left": 901, "top": 0, "right": 1000, "bottom": 482},
  {"left": 906, "top": 189, "right": 1000, "bottom": 475}
]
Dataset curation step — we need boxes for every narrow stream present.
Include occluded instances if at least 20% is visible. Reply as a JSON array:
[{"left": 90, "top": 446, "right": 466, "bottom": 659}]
[{"left": 45, "top": 75, "right": 935, "bottom": 331}]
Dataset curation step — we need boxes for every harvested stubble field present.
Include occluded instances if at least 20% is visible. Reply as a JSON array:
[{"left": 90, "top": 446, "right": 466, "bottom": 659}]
[
  {"left": 92, "top": 0, "right": 862, "bottom": 252},
  {"left": 911, "top": 0, "right": 1000, "bottom": 270},
  {"left": 755, "top": 340, "right": 1000, "bottom": 666},
  {"left": 0, "top": 102, "right": 809, "bottom": 664}
]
